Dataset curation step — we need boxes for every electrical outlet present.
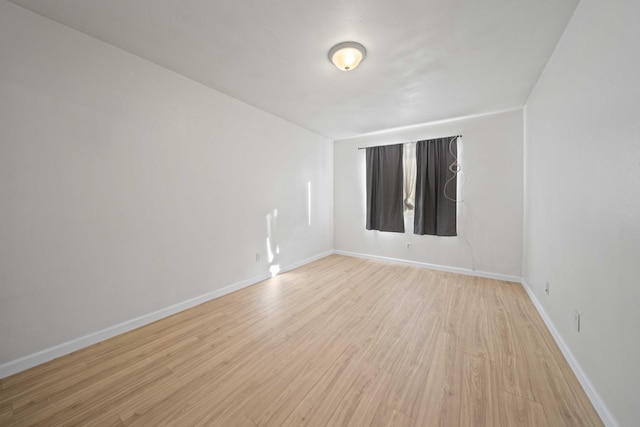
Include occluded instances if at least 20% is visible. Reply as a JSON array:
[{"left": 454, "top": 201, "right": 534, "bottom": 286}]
[
  {"left": 256, "top": 253, "right": 261, "bottom": 262},
  {"left": 545, "top": 281, "right": 550, "bottom": 296},
  {"left": 574, "top": 310, "right": 581, "bottom": 332}
]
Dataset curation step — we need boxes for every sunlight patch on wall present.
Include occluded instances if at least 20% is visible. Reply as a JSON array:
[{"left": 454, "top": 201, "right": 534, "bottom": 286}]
[
  {"left": 269, "top": 264, "right": 281, "bottom": 277},
  {"left": 266, "top": 208, "right": 280, "bottom": 275},
  {"left": 307, "top": 181, "right": 312, "bottom": 226}
]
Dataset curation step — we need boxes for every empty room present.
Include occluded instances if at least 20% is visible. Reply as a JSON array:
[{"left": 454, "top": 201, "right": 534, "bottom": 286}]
[{"left": 0, "top": 0, "right": 637, "bottom": 426}]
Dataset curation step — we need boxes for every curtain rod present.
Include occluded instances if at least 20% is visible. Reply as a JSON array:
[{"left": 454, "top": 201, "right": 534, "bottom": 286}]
[{"left": 357, "top": 134, "right": 462, "bottom": 150}]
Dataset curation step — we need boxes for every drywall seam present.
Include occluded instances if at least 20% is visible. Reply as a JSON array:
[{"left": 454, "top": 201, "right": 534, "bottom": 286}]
[
  {"left": 520, "top": 279, "right": 619, "bottom": 427},
  {"left": 0, "top": 250, "right": 334, "bottom": 379},
  {"left": 334, "top": 250, "right": 521, "bottom": 283}
]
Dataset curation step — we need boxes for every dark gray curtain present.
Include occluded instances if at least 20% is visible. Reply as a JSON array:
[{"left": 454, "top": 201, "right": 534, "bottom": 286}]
[
  {"left": 366, "top": 144, "right": 405, "bottom": 232},
  {"left": 414, "top": 137, "right": 457, "bottom": 236}
]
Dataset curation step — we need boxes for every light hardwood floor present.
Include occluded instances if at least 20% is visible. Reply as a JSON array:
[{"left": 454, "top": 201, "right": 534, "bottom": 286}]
[{"left": 0, "top": 255, "right": 602, "bottom": 426}]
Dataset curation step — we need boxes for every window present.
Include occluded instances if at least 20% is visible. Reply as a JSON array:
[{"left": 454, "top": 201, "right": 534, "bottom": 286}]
[
  {"left": 366, "top": 136, "right": 459, "bottom": 236},
  {"left": 365, "top": 136, "right": 459, "bottom": 236},
  {"left": 403, "top": 142, "right": 417, "bottom": 214}
]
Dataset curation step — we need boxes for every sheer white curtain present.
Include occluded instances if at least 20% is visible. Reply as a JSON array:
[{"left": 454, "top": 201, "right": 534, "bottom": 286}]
[{"left": 403, "top": 142, "right": 416, "bottom": 212}]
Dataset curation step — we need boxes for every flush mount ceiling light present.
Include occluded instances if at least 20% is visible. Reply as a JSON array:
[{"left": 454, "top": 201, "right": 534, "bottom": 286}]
[{"left": 328, "top": 41, "right": 366, "bottom": 71}]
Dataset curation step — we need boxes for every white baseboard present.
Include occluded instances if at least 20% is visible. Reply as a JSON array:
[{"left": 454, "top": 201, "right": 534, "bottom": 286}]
[
  {"left": 279, "top": 250, "right": 335, "bottom": 274},
  {"left": 520, "top": 279, "right": 618, "bottom": 427},
  {"left": 0, "top": 250, "right": 334, "bottom": 379},
  {"left": 334, "top": 250, "right": 521, "bottom": 283}
]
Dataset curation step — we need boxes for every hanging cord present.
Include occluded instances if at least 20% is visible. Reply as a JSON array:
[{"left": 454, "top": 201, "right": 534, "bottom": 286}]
[
  {"left": 443, "top": 136, "right": 461, "bottom": 202},
  {"left": 441, "top": 136, "right": 475, "bottom": 269}
]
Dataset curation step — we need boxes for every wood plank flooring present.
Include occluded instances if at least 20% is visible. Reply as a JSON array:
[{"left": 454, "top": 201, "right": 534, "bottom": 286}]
[{"left": 0, "top": 255, "right": 603, "bottom": 426}]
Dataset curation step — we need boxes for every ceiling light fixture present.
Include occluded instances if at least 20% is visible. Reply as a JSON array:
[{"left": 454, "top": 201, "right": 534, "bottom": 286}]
[{"left": 328, "top": 41, "right": 366, "bottom": 71}]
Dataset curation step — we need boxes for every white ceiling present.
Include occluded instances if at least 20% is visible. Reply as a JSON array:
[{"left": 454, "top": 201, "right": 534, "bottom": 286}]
[{"left": 9, "top": 0, "right": 578, "bottom": 140}]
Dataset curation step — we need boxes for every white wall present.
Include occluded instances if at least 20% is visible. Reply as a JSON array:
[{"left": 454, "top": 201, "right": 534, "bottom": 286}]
[
  {"left": 523, "top": 0, "right": 640, "bottom": 425},
  {"left": 334, "top": 110, "right": 523, "bottom": 278},
  {"left": 0, "top": 1, "right": 333, "bottom": 367}
]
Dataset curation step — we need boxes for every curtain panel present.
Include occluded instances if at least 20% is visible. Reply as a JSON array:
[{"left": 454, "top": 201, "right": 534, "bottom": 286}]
[
  {"left": 403, "top": 142, "right": 417, "bottom": 212},
  {"left": 414, "top": 137, "right": 458, "bottom": 236},
  {"left": 365, "top": 144, "right": 405, "bottom": 233}
]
